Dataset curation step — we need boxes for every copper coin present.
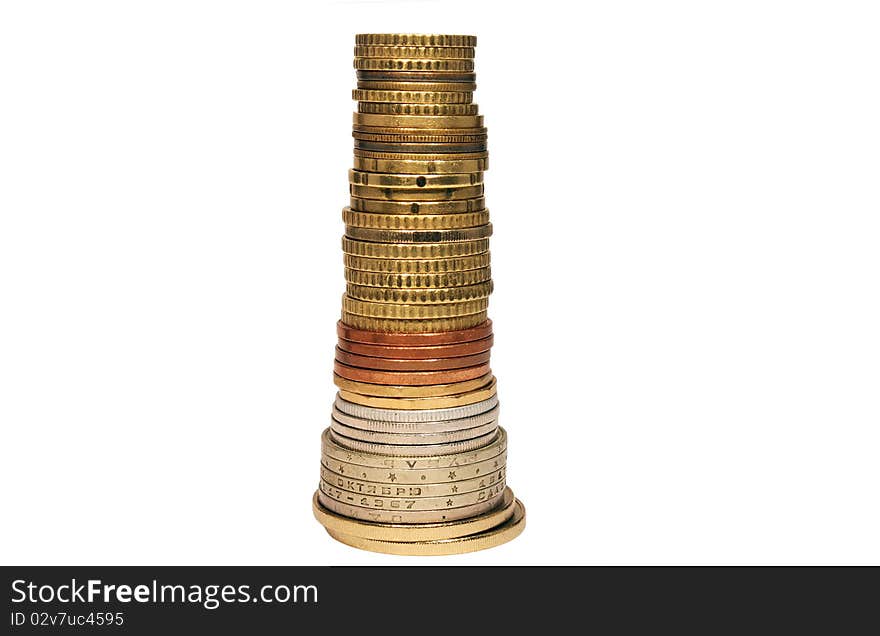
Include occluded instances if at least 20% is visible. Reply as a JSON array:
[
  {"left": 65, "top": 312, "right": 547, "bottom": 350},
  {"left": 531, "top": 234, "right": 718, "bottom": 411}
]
[
  {"left": 333, "top": 361, "right": 491, "bottom": 386},
  {"left": 337, "top": 334, "right": 494, "bottom": 359},
  {"left": 335, "top": 347, "right": 490, "bottom": 371},
  {"left": 336, "top": 319, "right": 492, "bottom": 346}
]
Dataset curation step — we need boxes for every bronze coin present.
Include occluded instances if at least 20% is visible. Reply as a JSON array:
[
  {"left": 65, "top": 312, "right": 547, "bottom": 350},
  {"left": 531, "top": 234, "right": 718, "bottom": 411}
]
[
  {"left": 336, "top": 319, "right": 492, "bottom": 345},
  {"left": 336, "top": 334, "right": 494, "bottom": 359},
  {"left": 335, "top": 347, "right": 490, "bottom": 371},
  {"left": 333, "top": 361, "right": 491, "bottom": 386}
]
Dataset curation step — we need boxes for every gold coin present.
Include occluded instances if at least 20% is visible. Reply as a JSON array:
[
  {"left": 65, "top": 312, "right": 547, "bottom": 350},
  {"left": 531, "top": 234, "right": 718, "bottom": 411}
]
[
  {"left": 337, "top": 376, "right": 496, "bottom": 408},
  {"left": 354, "top": 148, "right": 489, "bottom": 160},
  {"left": 321, "top": 448, "right": 506, "bottom": 485},
  {"left": 324, "top": 497, "right": 525, "bottom": 555},
  {"left": 328, "top": 429, "right": 500, "bottom": 458},
  {"left": 345, "top": 225, "right": 492, "bottom": 244},
  {"left": 342, "top": 208, "right": 490, "bottom": 231},
  {"left": 349, "top": 184, "right": 484, "bottom": 201},
  {"left": 353, "top": 89, "right": 473, "bottom": 104},
  {"left": 341, "top": 237, "right": 488, "bottom": 259},
  {"left": 349, "top": 197, "right": 485, "bottom": 214},
  {"left": 317, "top": 489, "right": 502, "bottom": 524},
  {"left": 352, "top": 157, "right": 489, "bottom": 174},
  {"left": 353, "top": 125, "right": 487, "bottom": 136},
  {"left": 319, "top": 477, "right": 504, "bottom": 511},
  {"left": 354, "top": 45, "right": 475, "bottom": 59},
  {"left": 340, "top": 312, "right": 488, "bottom": 333},
  {"left": 352, "top": 130, "right": 486, "bottom": 143},
  {"left": 358, "top": 102, "right": 479, "bottom": 116},
  {"left": 320, "top": 464, "right": 505, "bottom": 498},
  {"left": 356, "top": 81, "right": 477, "bottom": 93},
  {"left": 354, "top": 58, "right": 474, "bottom": 72},
  {"left": 344, "top": 267, "right": 491, "bottom": 288},
  {"left": 348, "top": 170, "right": 482, "bottom": 188},
  {"left": 345, "top": 281, "right": 493, "bottom": 304},
  {"left": 321, "top": 425, "right": 506, "bottom": 469},
  {"left": 357, "top": 70, "right": 477, "bottom": 84},
  {"left": 355, "top": 34, "right": 477, "bottom": 48},
  {"left": 354, "top": 141, "right": 488, "bottom": 154},
  {"left": 354, "top": 113, "right": 484, "bottom": 129},
  {"left": 312, "top": 487, "right": 516, "bottom": 543},
  {"left": 333, "top": 372, "right": 493, "bottom": 398},
  {"left": 341, "top": 294, "right": 489, "bottom": 319},
  {"left": 343, "top": 253, "right": 490, "bottom": 274}
]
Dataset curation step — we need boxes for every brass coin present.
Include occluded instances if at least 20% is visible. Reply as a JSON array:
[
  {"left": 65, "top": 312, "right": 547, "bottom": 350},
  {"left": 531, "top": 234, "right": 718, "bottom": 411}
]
[
  {"left": 354, "top": 141, "right": 488, "bottom": 154},
  {"left": 341, "top": 295, "right": 489, "bottom": 319},
  {"left": 353, "top": 45, "right": 475, "bottom": 59},
  {"left": 332, "top": 372, "right": 493, "bottom": 397},
  {"left": 355, "top": 34, "right": 477, "bottom": 48},
  {"left": 342, "top": 208, "right": 490, "bottom": 231},
  {"left": 354, "top": 148, "right": 489, "bottom": 160},
  {"left": 319, "top": 477, "right": 504, "bottom": 509},
  {"left": 354, "top": 113, "right": 484, "bottom": 128},
  {"left": 356, "top": 71, "right": 477, "bottom": 83},
  {"left": 349, "top": 197, "right": 486, "bottom": 214},
  {"left": 317, "top": 489, "right": 503, "bottom": 524},
  {"left": 336, "top": 376, "right": 497, "bottom": 408},
  {"left": 358, "top": 102, "right": 479, "bottom": 116},
  {"left": 343, "top": 253, "right": 490, "bottom": 274},
  {"left": 311, "top": 488, "right": 518, "bottom": 544},
  {"left": 356, "top": 81, "right": 477, "bottom": 92},
  {"left": 352, "top": 125, "right": 487, "bottom": 136},
  {"left": 341, "top": 237, "right": 489, "bottom": 259},
  {"left": 352, "top": 130, "right": 486, "bottom": 143},
  {"left": 349, "top": 184, "right": 484, "bottom": 201},
  {"left": 343, "top": 267, "right": 491, "bottom": 287},
  {"left": 352, "top": 156, "right": 489, "bottom": 174},
  {"left": 340, "top": 312, "right": 489, "bottom": 334},
  {"left": 345, "top": 281, "right": 493, "bottom": 304},
  {"left": 324, "top": 497, "right": 525, "bottom": 555},
  {"left": 353, "top": 89, "right": 474, "bottom": 104},
  {"left": 345, "top": 225, "right": 492, "bottom": 244},
  {"left": 354, "top": 58, "right": 474, "bottom": 72},
  {"left": 348, "top": 170, "right": 483, "bottom": 188}
]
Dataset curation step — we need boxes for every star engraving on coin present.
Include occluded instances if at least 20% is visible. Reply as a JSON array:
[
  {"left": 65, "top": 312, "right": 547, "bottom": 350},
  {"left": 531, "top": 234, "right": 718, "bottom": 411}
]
[
  {"left": 388, "top": 473, "right": 397, "bottom": 482},
  {"left": 448, "top": 471, "right": 456, "bottom": 479}
]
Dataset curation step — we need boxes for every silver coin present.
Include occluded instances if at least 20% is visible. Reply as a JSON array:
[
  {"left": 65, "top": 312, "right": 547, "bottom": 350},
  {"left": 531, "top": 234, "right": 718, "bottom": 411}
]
[
  {"left": 331, "top": 404, "right": 499, "bottom": 434},
  {"left": 330, "top": 418, "right": 498, "bottom": 445},
  {"left": 334, "top": 393, "right": 498, "bottom": 422},
  {"left": 328, "top": 428, "right": 498, "bottom": 457}
]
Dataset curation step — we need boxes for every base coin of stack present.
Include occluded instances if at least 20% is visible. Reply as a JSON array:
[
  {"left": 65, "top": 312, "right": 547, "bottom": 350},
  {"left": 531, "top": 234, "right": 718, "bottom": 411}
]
[{"left": 313, "top": 34, "right": 526, "bottom": 555}]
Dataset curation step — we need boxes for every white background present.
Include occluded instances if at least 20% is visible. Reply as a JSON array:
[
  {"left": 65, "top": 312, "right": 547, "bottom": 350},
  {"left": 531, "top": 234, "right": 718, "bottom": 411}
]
[{"left": 2, "top": 0, "right": 878, "bottom": 565}]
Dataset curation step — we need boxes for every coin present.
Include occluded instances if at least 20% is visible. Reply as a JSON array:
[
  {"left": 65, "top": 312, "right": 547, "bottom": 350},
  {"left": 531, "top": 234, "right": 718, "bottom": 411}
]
[
  {"left": 355, "top": 34, "right": 477, "bottom": 48},
  {"left": 353, "top": 141, "right": 489, "bottom": 153},
  {"left": 354, "top": 148, "right": 489, "bottom": 160},
  {"left": 352, "top": 157, "right": 490, "bottom": 174},
  {"left": 343, "top": 267, "right": 492, "bottom": 287},
  {"left": 345, "top": 281, "right": 493, "bottom": 304},
  {"left": 324, "top": 497, "right": 525, "bottom": 554},
  {"left": 317, "top": 489, "right": 503, "bottom": 524},
  {"left": 334, "top": 393, "right": 498, "bottom": 421},
  {"left": 333, "top": 362, "right": 491, "bottom": 387},
  {"left": 340, "top": 313, "right": 489, "bottom": 333},
  {"left": 333, "top": 372, "right": 493, "bottom": 396},
  {"left": 356, "top": 71, "right": 477, "bottom": 84},
  {"left": 352, "top": 125, "right": 487, "bottom": 136},
  {"left": 331, "top": 403, "right": 499, "bottom": 433},
  {"left": 348, "top": 170, "right": 483, "bottom": 188},
  {"left": 342, "top": 208, "right": 490, "bottom": 231},
  {"left": 336, "top": 334, "right": 494, "bottom": 358},
  {"left": 337, "top": 377, "right": 496, "bottom": 409},
  {"left": 312, "top": 487, "right": 517, "bottom": 543},
  {"left": 345, "top": 225, "right": 493, "bottom": 244},
  {"left": 354, "top": 58, "right": 475, "bottom": 72},
  {"left": 335, "top": 347, "right": 491, "bottom": 371},
  {"left": 352, "top": 131, "right": 486, "bottom": 143},
  {"left": 336, "top": 319, "right": 493, "bottom": 345},
  {"left": 328, "top": 428, "right": 499, "bottom": 457},
  {"left": 353, "top": 89, "right": 474, "bottom": 103},
  {"left": 341, "top": 237, "right": 489, "bottom": 259},
  {"left": 349, "top": 197, "right": 486, "bottom": 214},
  {"left": 358, "top": 102, "right": 480, "bottom": 116},
  {"left": 321, "top": 447, "right": 505, "bottom": 485},
  {"left": 343, "top": 253, "right": 491, "bottom": 274},
  {"left": 341, "top": 295, "right": 489, "bottom": 319},
  {"left": 329, "top": 419, "right": 498, "bottom": 446},
  {"left": 353, "top": 45, "right": 475, "bottom": 59},
  {"left": 349, "top": 184, "right": 484, "bottom": 202},
  {"left": 320, "top": 465, "right": 505, "bottom": 498},
  {"left": 354, "top": 113, "right": 484, "bottom": 128},
  {"left": 319, "top": 477, "right": 504, "bottom": 510},
  {"left": 356, "top": 81, "right": 477, "bottom": 92}
]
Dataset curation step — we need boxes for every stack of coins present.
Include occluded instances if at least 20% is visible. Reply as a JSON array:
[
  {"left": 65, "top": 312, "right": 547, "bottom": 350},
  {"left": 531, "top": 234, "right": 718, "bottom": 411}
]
[{"left": 313, "top": 34, "right": 525, "bottom": 555}]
